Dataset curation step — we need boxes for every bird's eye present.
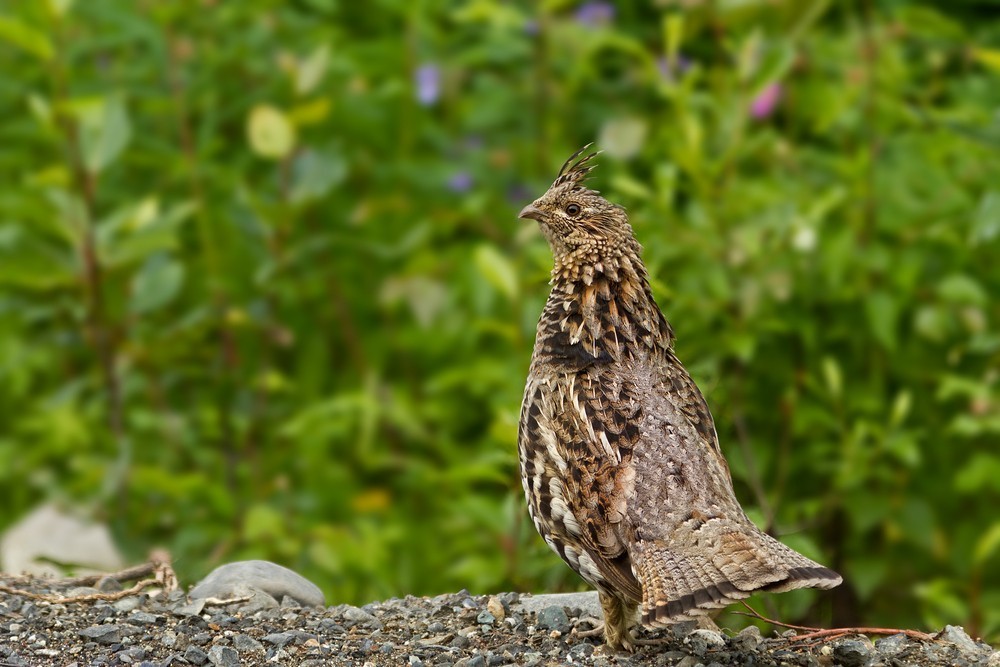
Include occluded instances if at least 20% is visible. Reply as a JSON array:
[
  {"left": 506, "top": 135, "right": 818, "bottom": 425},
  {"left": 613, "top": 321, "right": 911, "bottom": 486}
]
[{"left": 565, "top": 203, "right": 581, "bottom": 217}]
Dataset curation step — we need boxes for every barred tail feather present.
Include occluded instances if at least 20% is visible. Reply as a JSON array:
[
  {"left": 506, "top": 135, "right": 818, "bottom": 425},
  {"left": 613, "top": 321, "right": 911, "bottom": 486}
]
[{"left": 631, "top": 528, "right": 841, "bottom": 629}]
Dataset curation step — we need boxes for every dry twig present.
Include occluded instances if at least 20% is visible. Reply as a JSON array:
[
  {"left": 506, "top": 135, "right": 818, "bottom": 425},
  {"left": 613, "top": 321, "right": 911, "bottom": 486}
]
[
  {"left": 735, "top": 601, "right": 935, "bottom": 644},
  {"left": 0, "top": 553, "right": 177, "bottom": 605}
]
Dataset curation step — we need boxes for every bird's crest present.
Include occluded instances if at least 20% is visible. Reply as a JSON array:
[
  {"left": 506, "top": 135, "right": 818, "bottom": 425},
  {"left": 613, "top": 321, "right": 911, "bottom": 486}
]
[{"left": 553, "top": 143, "right": 601, "bottom": 191}]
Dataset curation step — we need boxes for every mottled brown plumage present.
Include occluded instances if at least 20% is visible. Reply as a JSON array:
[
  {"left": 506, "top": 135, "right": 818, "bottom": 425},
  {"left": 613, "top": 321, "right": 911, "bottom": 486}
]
[{"left": 517, "top": 146, "right": 841, "bottom": 651}]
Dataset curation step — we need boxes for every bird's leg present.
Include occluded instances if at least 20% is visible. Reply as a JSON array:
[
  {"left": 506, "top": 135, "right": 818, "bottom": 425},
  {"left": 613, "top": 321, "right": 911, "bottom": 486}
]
[{"left": 598, "top": 591, "right": 636, "bottom": 652}]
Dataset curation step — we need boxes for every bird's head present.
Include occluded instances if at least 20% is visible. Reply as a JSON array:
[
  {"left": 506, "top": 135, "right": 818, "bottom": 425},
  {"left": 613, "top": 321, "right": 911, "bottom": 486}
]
[{"left": 518, "top": 145, "right": 634, "bottom": 258}]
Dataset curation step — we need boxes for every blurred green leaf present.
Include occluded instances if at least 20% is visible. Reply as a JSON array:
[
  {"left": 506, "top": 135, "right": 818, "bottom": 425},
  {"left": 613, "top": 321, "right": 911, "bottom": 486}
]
[
  {"left": 130, "top": 254, "right": 184, "bottom": 314},
  {"left": 974, "top": 522, "right": 1000, "bottom": 566},
  {"left": 865, "top": 290, "right": 899, "bottom": 351},
  {"left": 290, "top": 148, "right": 347, "bottom": 204},
  {"left": 474, "top": 244, "right": 518, "bottom": 300},
  {"left": 0, "top": 16, "right": 54, "bottom": 61},
  {"left": 78, "top": 96, "right": 132, "bottom": 174},
  {"left": 971, "top": 47, "right": 1000, "bottom": 73},
  {"left": 247, "top": 104, "right": 296, "bottom": 160},
  {"left": 295, "top": 43, "right": 331, "bottom": 96},
  {"left": 970, "top": 191, "right": 1000, "bottom": 246},
  {"left": 937, "top": 274, "right": 988, "bottom": 306}
]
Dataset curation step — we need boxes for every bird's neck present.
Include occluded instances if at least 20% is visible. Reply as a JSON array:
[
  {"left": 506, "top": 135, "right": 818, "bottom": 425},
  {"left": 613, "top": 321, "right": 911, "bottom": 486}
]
[{"left": 536, "top": 248, "right": 674, "bottom": 365}]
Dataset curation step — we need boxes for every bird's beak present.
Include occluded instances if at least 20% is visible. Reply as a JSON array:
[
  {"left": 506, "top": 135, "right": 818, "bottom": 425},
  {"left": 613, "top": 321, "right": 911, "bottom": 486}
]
[{"left": 518, "top": 204, "right": 544, "bottom": 222}]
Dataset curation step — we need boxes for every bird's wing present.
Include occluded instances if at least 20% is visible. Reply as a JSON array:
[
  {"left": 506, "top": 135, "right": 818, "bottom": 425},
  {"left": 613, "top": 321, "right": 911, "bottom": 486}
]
[
  {"left": 520, "top": 369, "right": 644, "bottom": 602},
  {"left": 623, "top": 350, "right": 841, "bottom": 625}
]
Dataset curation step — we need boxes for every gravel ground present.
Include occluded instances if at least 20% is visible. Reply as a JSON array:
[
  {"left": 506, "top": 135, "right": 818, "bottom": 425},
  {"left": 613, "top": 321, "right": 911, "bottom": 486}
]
[{"left": 2, "top": 574, "right": 998, "bottom": 667}]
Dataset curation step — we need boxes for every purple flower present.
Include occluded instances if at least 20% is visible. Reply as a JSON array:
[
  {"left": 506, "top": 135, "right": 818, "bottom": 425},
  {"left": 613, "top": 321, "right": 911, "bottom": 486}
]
[
  {"left": 414, "top": 64, "right": 440, "bottom": 106},
  {"left": 657, "top": 55, "right": 692, "bottom": 82},
  {"left": 447, "top": 171, "right": 473, "bottom": 193},
  {"left": 750, "top": 82, "right": 782, "bottom": 120},
  {"left": 575, "top": 1, "right": 614, "bottom": 27}
]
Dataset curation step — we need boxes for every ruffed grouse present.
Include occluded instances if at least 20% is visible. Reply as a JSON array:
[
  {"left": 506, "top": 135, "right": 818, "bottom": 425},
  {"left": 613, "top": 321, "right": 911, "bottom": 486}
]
[{"left": 517, "top": 146, "right": 841, "bottom": 651}]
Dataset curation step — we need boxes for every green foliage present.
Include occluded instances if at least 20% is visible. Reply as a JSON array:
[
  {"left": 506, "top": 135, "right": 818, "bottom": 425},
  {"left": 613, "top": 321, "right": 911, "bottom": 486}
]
[{"left": 1, "top": 0, "right": 999, "bottom": 641}]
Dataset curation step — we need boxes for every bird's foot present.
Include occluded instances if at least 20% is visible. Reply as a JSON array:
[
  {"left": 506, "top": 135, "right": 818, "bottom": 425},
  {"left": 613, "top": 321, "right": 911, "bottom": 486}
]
[
  {"left": 573, "top": 616, "right": 605, "bottom": 638},
  {"left": 575, "top": 619, "right": 639, "bottom": 653}
]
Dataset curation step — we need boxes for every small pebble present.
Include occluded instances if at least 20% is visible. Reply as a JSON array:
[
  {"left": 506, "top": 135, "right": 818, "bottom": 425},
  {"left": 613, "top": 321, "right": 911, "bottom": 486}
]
[
  {"left": 875, "top": 633, "right": 908, "bottom": 656},
  {"left": 833, "top": 638, "right": 872, "bottom": 667},
  {"left": 126, "top": 611, "right": 160, "bottom": 626},
  {"left": 112, "top": 596, "right": 143, "bottom": 613},
  {"left": 731, "top": 624, "right": 762, "bottom": 651},
  {"left": 522, "top": 652, "right": 543, "bottom": 667},
  {"left": 685, "top": 628, "right": 726, "bottom": 656},
  {"left": 486, "top": 596, "right": 505, "bottom": 622},
  {"left": 232, "top": 634, "right": 263, "bottom": 652},
  {"left": 206, "top": 645, "right": 239, "bottom": 667},
  {"left": 183, "top": 645, "right": 208, "bottom": 666},
  {"left": 535, "top": 606, "right": 570, "bottom": 634}
]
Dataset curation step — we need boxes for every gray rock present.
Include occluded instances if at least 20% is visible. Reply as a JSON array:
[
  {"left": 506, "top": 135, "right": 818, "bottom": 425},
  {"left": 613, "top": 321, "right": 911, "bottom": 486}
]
[
  {"left": 923, "top": 642, "right": 959, "bottom": 665},
  {"left": 184, "top": 645, "right": 208, "bottom": 665},
  {"left": 207, "top": 645, "right": 239, "bottom": 667},
  {"left": 685, "top": 628, "right": 726, "bottom": 655},
  {"left": 117, "top": 647, "right": 146, "bottom": 663},
  {"left": 78, "top": 624, "right": 140, "bottom": 645},
  {"left": 96, "top": 575, "right": 124, "bottom": 592},
  {"left": 263, "top": 632, "right": 298, "bottom": 647},
  {"left": 515, "top": 591, "right": 601, "bottom": 619},
  {"left": 126, "top": 611, "right": 160, "bottom": 626},
  {"left": 241, "top": 591, "right": 281, "bottom": 613},
  {"left": 232, "top": 634, "right": 264, "bottom": 652},
  {"left": 340, "top": 604, "right": 378, "bottom": 626},
  {"left": 190, "top": 631, "right": 212, "bottom": 645},
  {"left": 522, "top": 652, "right": 543, "bottom": 667},
  {"left": 535, "top": 605, "right": 570, "bottom": 634},
  {"left": 112, "top": 595, "right": 143, "bottom": 613},
  {"left": 939, "top": 625, "right": 981, "bottom": 654},
  {"left": 833, "top": 638, "right": 872, "bottom": 667},
  {"left": 173, "top": 599, "right": 206, "bottom": 617},
  {"left": 0, "top": 503, "right": 124, "bottom": 577},
  {"left": 875, "top": 633, "right": 908, "bottom": 656},
  {"left": 731, "top": 624, "right": 762, "bottom": 651},
  {"left": 188, "top": 560, "right": 325, "bottom": 608}
]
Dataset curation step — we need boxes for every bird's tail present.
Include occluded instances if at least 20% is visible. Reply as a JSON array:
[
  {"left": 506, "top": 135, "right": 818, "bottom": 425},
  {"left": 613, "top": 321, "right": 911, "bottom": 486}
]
[{"left": 631, "top": 525, "right": 841, "bottom": 628}]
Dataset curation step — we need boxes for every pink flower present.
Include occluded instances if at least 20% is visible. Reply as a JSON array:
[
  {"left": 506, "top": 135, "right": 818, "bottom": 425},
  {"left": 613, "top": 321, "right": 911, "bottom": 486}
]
[{"left": 750, "top": 83, "right": 782, "bottom": 120}]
